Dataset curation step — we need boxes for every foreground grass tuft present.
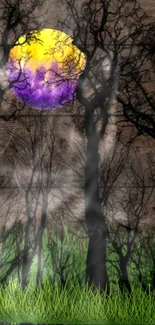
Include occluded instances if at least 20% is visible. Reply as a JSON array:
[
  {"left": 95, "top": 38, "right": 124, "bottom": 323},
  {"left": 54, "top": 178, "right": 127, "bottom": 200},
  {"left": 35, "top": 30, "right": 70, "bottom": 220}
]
[{"left": 0, "top": 279, "right": 155, "bottom": 324}]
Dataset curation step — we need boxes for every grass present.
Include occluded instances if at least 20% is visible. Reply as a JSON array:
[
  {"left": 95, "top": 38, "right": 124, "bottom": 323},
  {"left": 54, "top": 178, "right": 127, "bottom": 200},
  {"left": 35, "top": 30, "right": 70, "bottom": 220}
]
[
  {"left": 0, "top": 279, "right": 155, "bottom": 324},
  {"left": 1, "top": 223, "right": 155, "bottom": 324}
]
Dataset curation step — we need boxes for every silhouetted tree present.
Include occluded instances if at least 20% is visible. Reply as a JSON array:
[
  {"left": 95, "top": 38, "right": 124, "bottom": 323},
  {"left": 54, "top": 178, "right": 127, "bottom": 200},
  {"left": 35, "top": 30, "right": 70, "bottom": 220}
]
[
  {"left": 0, "top": 0, "right": 47, "bottom": 113},
  {"left": 58, "top": 0, "right": 155, "bottom": 293}
]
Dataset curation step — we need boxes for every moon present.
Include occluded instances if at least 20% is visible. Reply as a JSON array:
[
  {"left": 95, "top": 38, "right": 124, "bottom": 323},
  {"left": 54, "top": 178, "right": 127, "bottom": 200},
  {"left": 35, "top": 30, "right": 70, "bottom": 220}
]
[{"left": 6, "top": 29, "right": 86, "bottom": 110}]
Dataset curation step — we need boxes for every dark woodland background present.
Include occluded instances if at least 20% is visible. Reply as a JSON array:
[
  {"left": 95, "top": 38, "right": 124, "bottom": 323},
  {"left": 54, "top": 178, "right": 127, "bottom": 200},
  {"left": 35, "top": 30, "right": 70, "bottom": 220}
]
[{"left": 0, "top": 0, "right": 155, "bottom": 324}]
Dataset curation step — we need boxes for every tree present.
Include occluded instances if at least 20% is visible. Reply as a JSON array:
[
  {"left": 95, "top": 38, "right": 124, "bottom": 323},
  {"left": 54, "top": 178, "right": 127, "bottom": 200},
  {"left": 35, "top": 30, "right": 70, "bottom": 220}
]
[
  {"left": 58, "top": 0, "right": 155, "bottom": 293},
  {"left": 116, "top": 8, "right": 155, "bottom": 138},
  {"left": 107, "top": 142, "right": 155, "bottom": 293},
  {"left": 3, "top": 113, "right": 70, "bottom": 288},
  {"left": 0, "top": 0, "right": 47, "bottom": 114},
  {"left": 0, "top": 111, "right": 87, "bottom": 291},
  {"left": 0, "top": 0, "right": 52, "bottom": 291}
]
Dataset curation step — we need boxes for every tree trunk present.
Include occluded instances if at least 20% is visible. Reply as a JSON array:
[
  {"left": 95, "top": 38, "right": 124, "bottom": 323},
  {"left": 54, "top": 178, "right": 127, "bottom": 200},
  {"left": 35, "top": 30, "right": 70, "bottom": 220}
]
[
  {"left": 84, "top": 107, "right": 109, "bottom": 293},
  {"left": 36, "top": 233, "right": 43, "bottom": 288},
  {"left": 119, "top": 255, "right": 131, "bottom": 294},
  {"left": 21, "top": 222, "right": 32, "bottom": 289},
  {"left": 36, "top": 206, "right": 47, "bottom": 288},
  {"left": 86, "top": 227, "right": 109, "bottom": 293}
]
